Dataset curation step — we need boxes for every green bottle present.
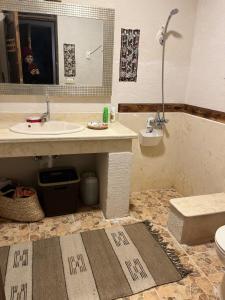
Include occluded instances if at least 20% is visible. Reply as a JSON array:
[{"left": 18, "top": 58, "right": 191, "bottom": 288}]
[{"left": 103, "top": 106, "right": 109, "bottom": 123}]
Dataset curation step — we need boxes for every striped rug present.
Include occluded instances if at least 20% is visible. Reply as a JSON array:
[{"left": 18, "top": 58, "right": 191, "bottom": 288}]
[{"left": 0, "top": 221, "right": 190, "bottom": 300}]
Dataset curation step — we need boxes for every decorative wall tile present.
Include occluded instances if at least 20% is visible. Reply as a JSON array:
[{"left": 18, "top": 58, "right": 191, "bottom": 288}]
[
  {"left": 119, "top": 29, "right": 140, "bottom": 82},
  {"left": 63, "top": 44, "right": 76, "bottom": 77},
  {"left": 118, "top": 103, "right": 225, "bottom": 124}
]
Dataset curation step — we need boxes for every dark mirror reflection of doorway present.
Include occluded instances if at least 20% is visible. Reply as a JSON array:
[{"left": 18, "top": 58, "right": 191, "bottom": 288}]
[
  {"left": 3, "top": 11, "right": 23, "bottom": 83},
  {"left": 19, "top": 13, "right": 58, "bottom": 84},
  {"left": 3, "top": 12, "right": 58, "bottom": 84}
]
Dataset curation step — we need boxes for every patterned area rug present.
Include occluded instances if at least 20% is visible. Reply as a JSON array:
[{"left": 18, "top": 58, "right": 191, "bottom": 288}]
[{"left": 0, "top": 221, "right": 191, "bottom": 300}]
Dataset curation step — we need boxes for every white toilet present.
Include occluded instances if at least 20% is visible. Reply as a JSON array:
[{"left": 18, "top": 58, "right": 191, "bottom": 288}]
[{"left": 215, "top": 225, "right": 225, "bottom": 299}]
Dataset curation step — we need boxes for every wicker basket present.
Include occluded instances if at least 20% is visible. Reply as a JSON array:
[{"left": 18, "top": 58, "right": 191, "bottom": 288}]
[{"left": 0, "top": 189, "right": 45, "bottom": 222}]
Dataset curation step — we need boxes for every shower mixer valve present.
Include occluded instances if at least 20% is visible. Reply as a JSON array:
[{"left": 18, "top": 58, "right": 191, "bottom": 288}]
[
  {"left": 146, "top": 112, "right": 168, "bottom": 132},
  {"left": 154, "top": 111, "right": 168, "bottom": 127}
]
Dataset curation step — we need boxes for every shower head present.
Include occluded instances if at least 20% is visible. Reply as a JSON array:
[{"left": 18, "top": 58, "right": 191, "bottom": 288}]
[
  {"left": 157, "top": 8, "right": 179, "bottom": 46},
  {"left": 170, "top": 8, "right": 179, "bottom": 16}
]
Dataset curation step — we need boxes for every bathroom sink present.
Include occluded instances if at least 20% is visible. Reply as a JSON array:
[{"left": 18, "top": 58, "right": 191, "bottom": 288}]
[
  {"left": 10, "top": 121, "right": 84, "bottom": 135},
  {"left": 139, "top": 128, "right": 163, "bottom": 146}
]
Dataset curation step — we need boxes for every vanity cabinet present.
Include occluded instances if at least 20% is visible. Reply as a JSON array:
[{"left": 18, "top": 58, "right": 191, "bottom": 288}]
[{"left": 0, "top": 122, "right": 137, "bottom": 219}]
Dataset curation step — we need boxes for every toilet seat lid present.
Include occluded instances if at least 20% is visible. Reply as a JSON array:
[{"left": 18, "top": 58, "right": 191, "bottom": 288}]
[{"left": 215, "top": 225, "right": 225, "bottom": 251}]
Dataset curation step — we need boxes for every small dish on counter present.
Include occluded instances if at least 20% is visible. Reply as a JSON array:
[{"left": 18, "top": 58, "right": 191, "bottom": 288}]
[{"left": 87, "top": 121, "right": 108, "bottom": 130}]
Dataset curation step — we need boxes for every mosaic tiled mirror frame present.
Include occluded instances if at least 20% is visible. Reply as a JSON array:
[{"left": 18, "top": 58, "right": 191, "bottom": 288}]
[{"left": 0, "top": 0, "right": 114, "bottom": 96}]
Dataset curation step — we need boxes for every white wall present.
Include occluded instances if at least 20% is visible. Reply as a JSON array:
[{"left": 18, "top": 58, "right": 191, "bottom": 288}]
[
  {"left": 186, "top": 0, "right": 225, "bottom": 112},
  {"left": 0, "top": 0, "right": 198, "bottom": 112},
  {"left": 62, "top": 0, "right": 197, "bottom": 105},
  {"left": 57, "top": 16, "right": 103, "bottom": 86},
  {"left": 110, "top": 0, "right": 197, "bottom": 106}
]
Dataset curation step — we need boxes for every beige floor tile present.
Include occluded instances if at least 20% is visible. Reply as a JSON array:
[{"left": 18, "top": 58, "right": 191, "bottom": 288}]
[
  {"left": 156, "top": 276, "right": 219, "bottom": 300},
  {"left": 190, "top": 250, "right": 224, "bottom": 277},
  {"left": 182, "top": 243, "right": 215, "bottom": 256},
  {"left": 29, "top": 214, "right": 76, "bottom": 240},
  {"left": 117, "top": 289, "right": 160, "bottom": 300},
  {"left": 208, "top": 272, "right": 224, "bottom": 286},
  {"left": 0, "top": 222, "right": 30, "bottom": 246},
  {"left": 142, "top": 289, "right": 161, "bottom": 300}
]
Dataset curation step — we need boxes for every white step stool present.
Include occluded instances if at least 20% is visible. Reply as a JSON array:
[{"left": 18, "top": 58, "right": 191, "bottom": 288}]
[{"left": 167, "top": 193, "right": 225, "bottom": 245}]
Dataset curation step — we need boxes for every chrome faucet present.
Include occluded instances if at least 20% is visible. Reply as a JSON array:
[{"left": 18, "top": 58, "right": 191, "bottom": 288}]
[
  {"left": 40, "top": 94, "right": 50, "bottom": 123},
  {"left": 154, "top": 111, "right": 168, "bottom": 129},
  {"left": 146, "top": 111, "right": 168, "bottom": 132}
]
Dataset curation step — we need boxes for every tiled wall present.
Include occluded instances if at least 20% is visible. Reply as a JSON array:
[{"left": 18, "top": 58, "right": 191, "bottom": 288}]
[
  {"left": 175, "top": 113, "right": 225, "bottom": 196},
  {"left": 119, "top": 112, "right": 181, "bottom": 192},
  {"left": 119, "top": 112, "right": 225, "bottom": 196}
]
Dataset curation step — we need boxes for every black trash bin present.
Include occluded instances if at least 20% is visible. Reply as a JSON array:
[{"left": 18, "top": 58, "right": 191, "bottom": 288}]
[{"left": 38, "top": 167, "right": 80, "bottom": 217}]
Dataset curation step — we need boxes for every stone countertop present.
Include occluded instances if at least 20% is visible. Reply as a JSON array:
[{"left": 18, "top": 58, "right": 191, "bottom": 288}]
[{"left": 0, "top": 121, "right": 137, "bottom": 144}]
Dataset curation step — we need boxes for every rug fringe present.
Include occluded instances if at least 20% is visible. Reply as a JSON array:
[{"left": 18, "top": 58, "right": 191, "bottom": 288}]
[{"left": 143, "top": 220, "right": 192, "bottom": 278}]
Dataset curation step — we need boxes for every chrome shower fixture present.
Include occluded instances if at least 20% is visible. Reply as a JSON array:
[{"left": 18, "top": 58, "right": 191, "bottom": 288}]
[
  {"left": 157, "top": 8, "right": 179, "bottom": 124},
  {"left": 170, "top": 8, "right": 179, "bottom": 16},
  {"left": 157, "top": 8, "right": 179, "bottom": 46}
]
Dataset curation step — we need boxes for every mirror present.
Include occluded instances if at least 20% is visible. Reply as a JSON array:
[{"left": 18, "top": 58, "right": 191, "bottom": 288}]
[{"left": 0, "top": 1, "right": 114, "bottom": 96}]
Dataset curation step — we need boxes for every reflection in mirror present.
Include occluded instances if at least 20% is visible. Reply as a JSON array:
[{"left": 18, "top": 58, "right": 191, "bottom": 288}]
[
  {"left": 0, "top": 11, "right": 103, "bottom": 86},
  {"left": 58, "top": 16, "right": 103, "bottom": 86}
]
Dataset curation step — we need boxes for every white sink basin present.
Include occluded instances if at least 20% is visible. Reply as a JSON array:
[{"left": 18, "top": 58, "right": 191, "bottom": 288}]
[
  {"left": 139, "top": 128, "right": 163, "bottom": 146},
  {"left": 10, "top": 121, "right": 84, "bottom": 135}
]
